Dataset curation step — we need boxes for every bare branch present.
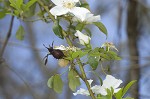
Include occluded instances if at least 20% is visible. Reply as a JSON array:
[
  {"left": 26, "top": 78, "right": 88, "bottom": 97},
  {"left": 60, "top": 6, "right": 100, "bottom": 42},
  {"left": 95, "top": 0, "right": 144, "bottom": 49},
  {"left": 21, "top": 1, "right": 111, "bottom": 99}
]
[{"left": 0, "top": 16, "right": 14, "bottom": 57}]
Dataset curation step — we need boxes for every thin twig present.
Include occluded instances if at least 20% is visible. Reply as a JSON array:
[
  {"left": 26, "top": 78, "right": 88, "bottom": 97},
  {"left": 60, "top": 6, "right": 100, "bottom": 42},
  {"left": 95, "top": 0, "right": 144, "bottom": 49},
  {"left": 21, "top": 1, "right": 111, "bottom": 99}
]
[{"left": 0, "top": 16, "right": 14, "bottom": 56}]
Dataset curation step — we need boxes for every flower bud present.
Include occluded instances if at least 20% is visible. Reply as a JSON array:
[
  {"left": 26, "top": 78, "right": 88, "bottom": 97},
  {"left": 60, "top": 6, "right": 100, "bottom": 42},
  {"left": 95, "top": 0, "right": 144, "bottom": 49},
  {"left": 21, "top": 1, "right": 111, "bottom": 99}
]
[
  {"left": 58, "top": 59, "right": 69, "bottom": 67},
  {"left": 75, "top": 30, "right": 91, "bottom": 45}
]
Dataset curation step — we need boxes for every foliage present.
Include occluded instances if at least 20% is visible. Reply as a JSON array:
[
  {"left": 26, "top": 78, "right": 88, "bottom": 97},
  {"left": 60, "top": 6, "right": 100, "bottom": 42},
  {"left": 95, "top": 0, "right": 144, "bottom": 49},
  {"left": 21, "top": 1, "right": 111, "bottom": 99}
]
[{"left": 0, "top": 0, "right": 136, "bottom": 99}]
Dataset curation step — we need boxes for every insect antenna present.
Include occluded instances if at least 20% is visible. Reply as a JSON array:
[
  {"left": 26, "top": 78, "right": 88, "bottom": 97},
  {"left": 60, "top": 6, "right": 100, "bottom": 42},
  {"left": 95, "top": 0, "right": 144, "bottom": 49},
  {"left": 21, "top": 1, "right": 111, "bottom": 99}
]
[
  {"left": 43, "top": 44, "right": 48, "bottom": 49},
  {"left": 52, "top": 41, "right": 54, "bottom": 47}
]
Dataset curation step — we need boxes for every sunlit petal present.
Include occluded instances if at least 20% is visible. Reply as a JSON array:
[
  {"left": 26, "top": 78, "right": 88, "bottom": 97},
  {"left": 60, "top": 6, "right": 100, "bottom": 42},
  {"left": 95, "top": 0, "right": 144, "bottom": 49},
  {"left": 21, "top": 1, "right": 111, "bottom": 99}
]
[
  {"left": 72, "top": 8, "right": 100, "bottom": 24},
  {"left": 54, "top": 45, "right": 67, "bottom": 50},
  {"left": 73, "top": 88, "right": 90, "bottom": 96},
  {"left": 102, "top": 75, "right": 123, "bottom": 89},
  {"left": 50, "top": 6, "right": 69, "bottom": 16},
  {"left": 51, "top": 0, "right": 64, "bottom": 6},
  {"left": 86, "top": 15, "right": 101, "bottom": 23},
  {"left": 71, "top": 7, "right": 90, "bottom": 21},
  {"left": 87, "top": 79, "right": 93, "bottom": 87},
  {"left": 73, "top": 0, "right": 79, "bottom": 2}
]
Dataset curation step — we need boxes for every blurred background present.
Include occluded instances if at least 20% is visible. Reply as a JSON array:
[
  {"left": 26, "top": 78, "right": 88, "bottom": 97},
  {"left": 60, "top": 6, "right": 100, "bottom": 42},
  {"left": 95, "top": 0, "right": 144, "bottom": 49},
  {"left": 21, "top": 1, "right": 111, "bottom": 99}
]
[{"left": 1, "top": 0, "right": 150, "bottom": 99}]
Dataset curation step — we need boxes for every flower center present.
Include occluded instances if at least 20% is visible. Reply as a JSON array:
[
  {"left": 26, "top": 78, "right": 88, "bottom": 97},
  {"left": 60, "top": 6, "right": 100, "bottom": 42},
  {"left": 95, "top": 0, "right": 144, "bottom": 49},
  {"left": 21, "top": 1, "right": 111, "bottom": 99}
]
[{"left": 63, "top": 1, "right": 75, "bottom": 9}]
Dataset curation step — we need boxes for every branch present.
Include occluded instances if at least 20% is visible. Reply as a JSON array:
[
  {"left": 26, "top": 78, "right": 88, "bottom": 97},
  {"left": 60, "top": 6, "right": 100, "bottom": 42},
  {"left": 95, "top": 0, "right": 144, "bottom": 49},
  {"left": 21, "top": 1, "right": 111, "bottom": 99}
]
[
  {"left": 0, "top": 16, "right": 14, "bottom": 56},
  {"left": 76, "top": 58, "right": 96, "bottom": 99}
]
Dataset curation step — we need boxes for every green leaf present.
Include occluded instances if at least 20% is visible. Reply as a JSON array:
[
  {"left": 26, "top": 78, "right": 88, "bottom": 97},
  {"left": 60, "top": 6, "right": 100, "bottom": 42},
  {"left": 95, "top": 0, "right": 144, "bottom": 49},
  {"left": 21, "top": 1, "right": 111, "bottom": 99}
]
[
  {"left": 0, "top": 10, "right": 6, "bottom": 19},
  {"left": 79, "top": 3, "right": 90, "bottom": 10},
  {"left": 68, "top": 69, "right": 80, "bottom": 91},
  {"left": 16, "top": 25, "right": 25, "bottom": 40},
  {"left": 22, "top": 3, "right": 36, "bottom": 17},
  {"left": 88, "top": 47, "right": 100, "bottom": 56},
  {"left": 47, "top": 76, "right": 54, "bottom": 88},
  {"left": 97, "top": 96, "right": 108, "bottom": 99},
  {"left": 53, "top": 20, "right": 64, "bottom": 39},
  {"left": 16, "top": 0, "right": 23, "bottom": 8},
  {"left": 71, "top": 50, "right": 88, "bottom": 59},
  {"left": 84, "top": 27, "right": 92, "bottom": 37},
  {"left": 24, "top": 0, "right": 37, "bottom": 11},
  {"left": 114, "top": 88, "right": 123, "bottom": 99},
  {"left": 71, "top": 51, "right": 80, "bottom": 59},
  {"left": 122, "top": 80, "right": 136, "bottom": 97},
  {"left": 107, "top": 51, "right": 121, "bottom": 60},
  {"left": 14, "top": 10, "right": 20, "bottom": 16},
  {"left": 88, "top": 56, "right": 99, "bottom": 70},
  {"left": 75, "top": 23, "right": 85, "bottom": 31},
  {"left": 64, "top": 57, "right": 73, "bottom": 61},
  {"left": 91, "top": 71, "right": 103, "bottom": 86},
  {"left": 93, "top": 22, "right": 107, "bottom": 36},
  {"left": 9, "top": 0, "right": 23, "bottom": 10},
  {"left": 123, "top": 97, "right": 134, "bottom": 99},
  {"left": 106, "top": 88, "right": 113, "bottom": 99},
  {"left": 99, "top": 50, "right": 121, "bottom": 61},
  {"left": 53, "top": 74, "right": 63, "bottom": 93}
]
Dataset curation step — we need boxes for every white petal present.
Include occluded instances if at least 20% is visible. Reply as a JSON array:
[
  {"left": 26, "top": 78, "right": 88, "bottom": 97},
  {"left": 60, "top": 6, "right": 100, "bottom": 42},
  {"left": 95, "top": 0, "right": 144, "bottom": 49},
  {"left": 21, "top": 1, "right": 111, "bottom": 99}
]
[
  {"left": 51, "top": 0, "right": 64, "bottom": 6},
  {"left": 71, "top": 7, "right": 90, "bottom": 21},
  {"left": 71, "top": 8, "right": 100, "bottom": 24},
  {"left": 102, "top": 75, "right": 123, "bottom": 89},
  {"left": 73, "top": 0, "right": 79, "bottom": 2},
  {"left": 50, "top": 6, "right": 69, "bottom": 16},
  {"left": 99, "top": 86, "right": 107, "bottom": 95},
  {"left": 72, "top": 16, "right": 80, "bottom": 22},
  {"left": 86, "top": 15, "right": 101, "bottom": 23},
  {"left": 91, "top": 85, "right": 101, "bottom": 94},
  {"left": 73, "top": 88, "right": 90, "bottom": 96},
  {"left": 75, "top": 30, "right": 91, "bottom": 45},
  {"left": 87, "top": 79, "right": 93, "bottom": 87},
  {"left": 54, "top": 45, "right": 67, "bottom": 50},
  {"left": 91, "top": 85, "right": 107, "bottom": 95}
]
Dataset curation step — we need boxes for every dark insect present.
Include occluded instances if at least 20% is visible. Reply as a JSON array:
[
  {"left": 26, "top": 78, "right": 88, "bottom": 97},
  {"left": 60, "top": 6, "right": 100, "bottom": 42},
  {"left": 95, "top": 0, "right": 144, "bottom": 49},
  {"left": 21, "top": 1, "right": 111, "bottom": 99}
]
[{"left": 43, "top": 42, "right": 65, "bottom": 65}]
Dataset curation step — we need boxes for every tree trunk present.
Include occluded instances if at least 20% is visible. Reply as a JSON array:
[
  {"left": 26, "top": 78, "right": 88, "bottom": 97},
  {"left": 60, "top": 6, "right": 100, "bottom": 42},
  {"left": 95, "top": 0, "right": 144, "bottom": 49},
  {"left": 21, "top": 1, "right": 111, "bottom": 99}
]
[{"left": 127, "top": 0, "right": 140, "bottom": 99}]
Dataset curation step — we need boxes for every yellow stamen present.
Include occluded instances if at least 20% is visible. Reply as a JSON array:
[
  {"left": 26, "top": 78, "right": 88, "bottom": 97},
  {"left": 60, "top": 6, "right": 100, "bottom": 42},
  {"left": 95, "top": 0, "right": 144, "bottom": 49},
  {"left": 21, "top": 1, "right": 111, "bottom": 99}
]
[{"left": 63, "top": 1, "right": 75, "bottom": 9}]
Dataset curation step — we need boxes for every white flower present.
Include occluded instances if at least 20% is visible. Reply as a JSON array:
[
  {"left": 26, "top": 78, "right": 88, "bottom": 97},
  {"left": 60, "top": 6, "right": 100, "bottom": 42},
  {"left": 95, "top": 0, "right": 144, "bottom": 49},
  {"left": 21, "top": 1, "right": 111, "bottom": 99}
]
[
  {"left": 54, "top": 45, "right": 67, "bottom": 50},
  {"left": 101, "top": 75, "right": 123, "bottom": 95},
  {"left": 73, "top": 88, "right": 90, "bottom": 96},
  {"left": 91, "top": 75, "right": 123, "bottom": 95},
  {"left": 75, "top": 30, "right": 91, "bottom": 45},
  {"left": 73, "top": 79, "right": 92, "bottom": 96},
  {"left": 66, "top": 46, "right": 80, "bottom": 52},
  {"left": 50, "top": 0, "right": 90, "bottom": 18},
  {"left": 73, "top": 75, "right": 123, "bottom": 96},
  {"left": 73, "top": 11, "right": 101, "bottom": 24},
  {"left": 54, "top": 45, "right": 80, "bottom": 52}
]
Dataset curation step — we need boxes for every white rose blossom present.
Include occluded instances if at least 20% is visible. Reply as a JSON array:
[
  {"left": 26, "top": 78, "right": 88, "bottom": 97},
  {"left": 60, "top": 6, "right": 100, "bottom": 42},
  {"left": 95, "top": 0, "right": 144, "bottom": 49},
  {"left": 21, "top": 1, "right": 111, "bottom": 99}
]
[
  {"left": 54, "top": 45, "right": 80, "bottom": 52},
  {"left": 91, "top": 75, "right": 123, "bottom": 95},
  {"left": 73, "top": 11, "right": 101, "bottom": 24},
  {"left": 50, "top": 0, "right": 90, "bottom": 18},
  {"left": 54, "top": 45, "right": 67, "bottom": 50},
  {"left": 75, "top": 30, "right": 91, "bottom": 45},
  {"left": 73, "top": 75, "right": 123, "bottom": 96},
  {"left": 73, "top": 79, "right": 92, "bottom": 96}
]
